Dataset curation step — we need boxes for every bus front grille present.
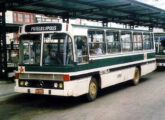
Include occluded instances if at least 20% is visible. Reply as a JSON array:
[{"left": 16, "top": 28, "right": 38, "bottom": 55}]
[{"left": 19, "top": 79, "right": 64, "bottom": 89}]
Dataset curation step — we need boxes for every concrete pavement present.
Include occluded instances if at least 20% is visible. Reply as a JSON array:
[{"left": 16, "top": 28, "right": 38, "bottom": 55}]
[{"left": 0, "top": 79, "right": 16, "bottom": 100}]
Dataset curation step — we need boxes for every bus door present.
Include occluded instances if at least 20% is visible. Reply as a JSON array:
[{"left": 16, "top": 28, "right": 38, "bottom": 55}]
[{"left": 74, "top": 36, "right": 88, "bottom": 64}]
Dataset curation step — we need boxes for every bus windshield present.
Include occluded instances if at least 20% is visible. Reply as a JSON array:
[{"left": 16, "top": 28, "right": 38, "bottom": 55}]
[
  {"left": 43, "top": 33, "right": 73, "bottom": 65},
  {"left": 155, "top": 36, "right": 165, "bottom": 53},
  {"left": 19, "top": 34, "right": 41, "bottom": 65}
]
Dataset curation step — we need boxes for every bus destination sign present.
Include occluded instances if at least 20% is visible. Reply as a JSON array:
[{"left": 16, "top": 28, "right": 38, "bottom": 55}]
[{"left": 25, "top": 23, "right": 62, "bottom": 32}]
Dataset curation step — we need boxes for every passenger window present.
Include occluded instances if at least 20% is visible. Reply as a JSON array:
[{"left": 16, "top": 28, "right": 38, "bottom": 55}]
[
  {"left": 106, "top": 31, "right": 121, "bottom": 53},
  {"left": 133, "top": 32, "right": 143, "bottom": 50},
  {"left": 143, "top": 33, "right": 152, "bottom": 50},
  {"left": 74, "top": 36, "right": 88, "bottom": 64},
  {"left": 88, "top": 30, "right": 105, "bottom": 55},
  {"left": 121, "top": 32, "right": 133, "bottom": 52},
  {"left": 150, "top": 33, "right": 154, "bottom": 49}
]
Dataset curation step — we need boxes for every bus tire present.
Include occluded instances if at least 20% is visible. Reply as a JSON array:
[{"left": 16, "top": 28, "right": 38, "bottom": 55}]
[
  {"left": 86, "top": 77, "right": 98, "bottom": 101},
  {"left": 133, "top": 67, "right": 140, "bottom": 85}
]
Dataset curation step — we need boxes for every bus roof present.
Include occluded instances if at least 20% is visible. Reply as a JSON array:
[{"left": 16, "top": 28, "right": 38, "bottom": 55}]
[{"left": 71, "top": 24, "right": 152, "bottom": 33}]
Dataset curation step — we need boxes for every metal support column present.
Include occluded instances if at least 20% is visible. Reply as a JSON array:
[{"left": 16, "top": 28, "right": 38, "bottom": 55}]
[
  {"left": 0, "top": 30, "right": 2, "bottom": 78},
  {"left": 102, "top": 19, "right": 108, "bottom": 27},
  {"left": 149, "top": 26, "right": 153, "bottom": 32},
  {"left": 62, "top": 13, "right": 69, "bottom": 23},
  {"left": 130, "top": 25, "right": 134, "bottom": 29},
  {"left": 62, "top": 18, "right": 69, "bottom": 23},
  {"left": 0, "top": 4, "right": 7, "bottom": 79}
]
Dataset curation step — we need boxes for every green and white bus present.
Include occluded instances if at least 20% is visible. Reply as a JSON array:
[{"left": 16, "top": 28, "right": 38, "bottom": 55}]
[
  {"left": 154, "top": 33, "right": 165, "bottom": 67},
  {"left": 15, "top": 23, "right": 156, "bottom": 101}
]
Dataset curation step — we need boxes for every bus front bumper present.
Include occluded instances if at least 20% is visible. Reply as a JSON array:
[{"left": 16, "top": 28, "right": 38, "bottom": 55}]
[
  {"left": 14, "top": 86, "right": 74, "bottom": 96},
  {"left": 157, "top": 62, "right": 165, "bottom": 67},
  {"left": 14, "top": 78, "right": 90, "bottom": 97}
]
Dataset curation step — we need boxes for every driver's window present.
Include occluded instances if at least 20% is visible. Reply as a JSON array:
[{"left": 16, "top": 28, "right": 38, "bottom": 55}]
[
  {"left": 74, "top": 36, "right": 88, "bottom": 64},
  {"left": 23, "top": 42, "right": 30, "bottom": 63}
]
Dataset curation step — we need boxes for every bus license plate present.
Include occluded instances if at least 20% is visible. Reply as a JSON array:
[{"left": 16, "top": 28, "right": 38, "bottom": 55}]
[{"left": 35, "top": 89, "right": 44, "bottom": 94}]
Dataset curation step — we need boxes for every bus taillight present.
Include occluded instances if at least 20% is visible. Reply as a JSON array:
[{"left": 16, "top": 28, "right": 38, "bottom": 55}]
[{"left": 63, "top": 74, "right": 70, "bottom": 81}]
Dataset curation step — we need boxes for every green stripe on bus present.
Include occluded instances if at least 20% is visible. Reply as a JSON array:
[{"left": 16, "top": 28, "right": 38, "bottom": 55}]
[
  {"left": 156, "top": 53, "right": 165, "bottom": 55},
  {"left": 78, "top": 54, "right": 144, "bottom": 71},
  {"left": 147, "top": 52, "right": 155, "bottom": 59},
  {"left": 25, "top": 53, "right": 155, "bottom": 72}
]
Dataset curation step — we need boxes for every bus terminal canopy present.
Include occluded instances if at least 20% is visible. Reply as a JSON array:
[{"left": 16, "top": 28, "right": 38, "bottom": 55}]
[{"left": 1, "top": 0, "right": 165, "bottom": 28}]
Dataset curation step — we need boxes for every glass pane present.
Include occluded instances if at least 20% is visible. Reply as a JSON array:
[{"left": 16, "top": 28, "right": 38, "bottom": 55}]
[
  {"left": 88, "top": 30, "right": 104, "bottom": 42},
  {"left": 143, "top": 33, "right": 151, "bottom": 49},
  {"left": 89, "top": 43, "right": 105, "bottom": 55},
  {"left": 107, "top": 42, "right": 121, "bottom": 53},
  {"left": 106, "top": 31, "right": 120, "bottom": 53},
  {"left": 159, "top": 39, "right": 165, "bottom": 53},
  {"left": 43, "top": 33, "right": 73, "bottom": 65},
  {"left": 74, "top": 36, "right": 88, "bottom": 63},
  {"left": 19, "top": 34, "right": 41, "bottom": 65},
  {"left": 88, "top": 30, "right": 105, "bottom": 55},
  {"left": 25, "top": 14, "right": 30, "bottom": 23},
  {"left": 133, "top": 33, "right": 143, "bottom": 50},
  {"left": 18, "top": 13, "right": 23, "bottom": 22},
  {"left": 121, "top": 32, "right": 132, "bottom": 52},
  {"left": 155, "top": 35, "right": 165, "bottom": 53},
  {"left": 23, "top": 42, "right": 29, "bottom": 63},
  {"left": 150, "top": 33, "right": 154, "bottom": 49}
]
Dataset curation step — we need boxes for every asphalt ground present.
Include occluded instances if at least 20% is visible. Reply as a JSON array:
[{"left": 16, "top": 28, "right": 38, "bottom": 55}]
[{"left": 0, "top": 69, "right": 165, "bottom": 120}]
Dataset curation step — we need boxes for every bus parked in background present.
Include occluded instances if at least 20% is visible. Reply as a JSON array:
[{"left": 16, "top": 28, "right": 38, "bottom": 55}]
[
  {"left": 7, "top": 43, "right": 19, "bottom": 80},
  {"left": 154, "top": 33, "right": 165, "bottom": 67},
  {"left": 15, "top": 23, "right": 156, "bottom": 101},
  {"left": 1, "top": 43, "right": 19, "bottom": 80}
]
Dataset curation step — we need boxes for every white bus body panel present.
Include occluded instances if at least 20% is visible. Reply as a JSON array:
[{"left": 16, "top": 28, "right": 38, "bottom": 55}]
[
  {"left": 141, "top": 62, "right": 156, "bottom": 76},
  {"left": 101, "top": 67, "right": 135, "bottom": 89},
  {"left": 101, "top": 62, "right": 156, "bottom": 89}
]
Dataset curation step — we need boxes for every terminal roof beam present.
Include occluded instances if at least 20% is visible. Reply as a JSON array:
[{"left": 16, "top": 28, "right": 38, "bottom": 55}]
[{"left": 1, "top": 0, "right": 165, "bottom": 28}]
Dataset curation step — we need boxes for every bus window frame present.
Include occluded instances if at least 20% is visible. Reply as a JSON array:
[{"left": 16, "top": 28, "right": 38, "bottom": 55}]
[
  {"left": 151, "top": 33, "right": 154, "bottom": 50},
  {"left": 88, "top": 29, "right": 106, "bottom": 56},
  {"left": 19, "top": 33, "right": 42, "bottom": 65},
  {"left": 74, "top": 35, "right": 89, "bottom": 65},
  {"left": 143, "top": 32, "right": 152, "bottom": 50},
  {"left": 42, "top": 32, "right": 74, "bottom": 66},
  {"left": 132, "top": 32, "right": 143, "bottom": 51},
  {"left": 120, "top": 31, "right": 133, "bottom": 53},
  {"left": 105, "top": 30, "right": 121, "bottom": 54}
]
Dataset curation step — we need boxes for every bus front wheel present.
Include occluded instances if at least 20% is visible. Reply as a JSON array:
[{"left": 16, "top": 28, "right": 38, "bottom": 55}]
[
  {"left": 133, "top": 67, "right": 140, "bottom": 85},
  {"left": 86, "top": 78, "right": 98, "bottom": 101}
]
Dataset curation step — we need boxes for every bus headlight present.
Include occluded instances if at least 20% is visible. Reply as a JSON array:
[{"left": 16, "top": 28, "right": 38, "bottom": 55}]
[
  {"left": 20, "top": 81, "right": 24, "bottom": 86},
  {"left": 59, "top": 83, "right": 63, "bottom": 89},
  {"left": 24, "top": 81, "right": 29, "bottom": 86},
  {"left": 54, "top": 82, "right": 63, "bottom": 89},
  {"left": 54, "top": 83, "right": 58, "bottom": 88}
]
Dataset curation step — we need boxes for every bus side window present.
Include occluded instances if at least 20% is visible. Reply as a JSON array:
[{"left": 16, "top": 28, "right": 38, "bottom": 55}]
[
  {"left": 133, "top": 32, "right": 143, "bottom": 51},
  {"left": 150, "top": 33, "right": 154, "bottom": 49},
  {"left": 121, "top": 31, "right": 133, "bottom": 52},
  {"left": 74, "top": 36, "right": 88, "bottom": 64},
  {"left": 88, "top": 30, "right": 105, "bottom": 55},
  {"left": 106, "top": 31, "right": 121, "bottom": 53},
  {"left": 143, "top": 33, "right": 151, "bottom": 50}
]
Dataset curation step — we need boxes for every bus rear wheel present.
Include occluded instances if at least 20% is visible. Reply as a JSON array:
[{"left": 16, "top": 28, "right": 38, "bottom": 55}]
[
  {"left": 87, "top": 78, "right": 98, "bottom": 101},
  {"left": 133, "top": 67, "right": 140, "bottom": 85}
]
